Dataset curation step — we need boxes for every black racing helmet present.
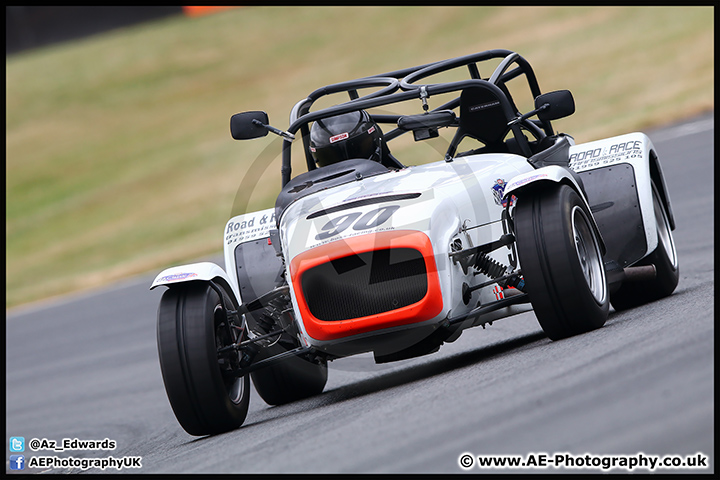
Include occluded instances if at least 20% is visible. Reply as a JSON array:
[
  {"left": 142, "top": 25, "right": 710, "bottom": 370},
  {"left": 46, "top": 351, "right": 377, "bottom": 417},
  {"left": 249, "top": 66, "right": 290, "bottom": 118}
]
[{"left": 309, "top": 110, "right": 383, "bottom": 167}]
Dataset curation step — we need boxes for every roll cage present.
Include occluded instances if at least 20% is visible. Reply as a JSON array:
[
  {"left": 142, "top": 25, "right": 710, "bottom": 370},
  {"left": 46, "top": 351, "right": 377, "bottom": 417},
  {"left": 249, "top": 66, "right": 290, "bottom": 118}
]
[{"left": 279, "top": 49, "right": 559, "bottom": 186}]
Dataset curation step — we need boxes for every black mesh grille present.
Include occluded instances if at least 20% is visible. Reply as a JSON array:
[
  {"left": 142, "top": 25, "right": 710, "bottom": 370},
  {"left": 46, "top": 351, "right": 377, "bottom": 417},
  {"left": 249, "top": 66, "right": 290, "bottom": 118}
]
[{"left": 301, "top": 248, "right": 428, "bottom": 321}]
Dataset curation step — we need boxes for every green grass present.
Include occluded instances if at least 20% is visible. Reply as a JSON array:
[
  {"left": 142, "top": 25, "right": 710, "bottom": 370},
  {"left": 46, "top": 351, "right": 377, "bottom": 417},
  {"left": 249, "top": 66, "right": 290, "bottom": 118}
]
[{"left": 6, "top": 6, "right": 713, "bottom": 309}]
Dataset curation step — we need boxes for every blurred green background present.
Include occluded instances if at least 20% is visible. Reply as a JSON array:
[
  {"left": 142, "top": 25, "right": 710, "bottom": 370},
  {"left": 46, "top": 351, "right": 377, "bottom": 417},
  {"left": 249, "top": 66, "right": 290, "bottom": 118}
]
[{"left": 6, "top": 6, "right": 713, "bottom": 309}]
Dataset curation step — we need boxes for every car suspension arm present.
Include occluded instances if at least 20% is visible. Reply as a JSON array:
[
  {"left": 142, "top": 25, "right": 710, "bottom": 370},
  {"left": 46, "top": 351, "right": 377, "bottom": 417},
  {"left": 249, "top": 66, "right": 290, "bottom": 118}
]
[
  {"left": 449, "top": 233, "right": 515, "bottom": 274},
  {"left": 447, "top": 292, "right": 531, "bottom": 327},
  {"left": 235, "top": 346, "right": 314, "bottom": 376}
]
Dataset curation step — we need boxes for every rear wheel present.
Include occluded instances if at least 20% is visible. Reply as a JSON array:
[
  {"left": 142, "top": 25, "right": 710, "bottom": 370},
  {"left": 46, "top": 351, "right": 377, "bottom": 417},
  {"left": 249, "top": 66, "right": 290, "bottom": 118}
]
[
  {"left": 250, "top": 342, "right": 328, "bottom": 406},
  {"left": 157, "top": 282, "right": 250, "bottom": 436},
  {"left": 610, "top": 182, "right": 679, "bottom": 311},
  {"left": 515, "top": 184, "right": 609, "bottom": 340}
]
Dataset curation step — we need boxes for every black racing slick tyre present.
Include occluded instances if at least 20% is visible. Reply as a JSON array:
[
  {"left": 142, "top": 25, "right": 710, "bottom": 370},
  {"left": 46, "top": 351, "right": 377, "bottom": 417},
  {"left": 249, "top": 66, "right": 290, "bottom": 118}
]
[
  {"left": 610, "top": 182, "right": 679, "bottom": 311},
  {"left": 515, "top": 184, "right": 609, "bottom": 340},
  {"left": 250, "top": 343, "right": 328, "bottom": 406},
  {"left": 157, "top": 283, "right": 250, "bottom": 436}
]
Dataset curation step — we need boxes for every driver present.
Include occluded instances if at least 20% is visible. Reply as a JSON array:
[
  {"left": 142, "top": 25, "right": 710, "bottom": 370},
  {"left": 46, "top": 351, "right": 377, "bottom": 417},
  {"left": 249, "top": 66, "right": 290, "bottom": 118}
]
[{"left": 309, "top": 110, "right": 403, "bottom": 169}]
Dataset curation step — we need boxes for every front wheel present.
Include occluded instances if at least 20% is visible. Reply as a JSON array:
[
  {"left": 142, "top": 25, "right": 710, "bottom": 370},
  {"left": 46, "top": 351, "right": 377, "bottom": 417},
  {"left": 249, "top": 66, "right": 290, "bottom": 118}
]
[
  {"left": 157, "top": 282, "right": 250, "bottom": 436},
  {"left": 514, "top": 184, "right": 609, "bottom": 340}
]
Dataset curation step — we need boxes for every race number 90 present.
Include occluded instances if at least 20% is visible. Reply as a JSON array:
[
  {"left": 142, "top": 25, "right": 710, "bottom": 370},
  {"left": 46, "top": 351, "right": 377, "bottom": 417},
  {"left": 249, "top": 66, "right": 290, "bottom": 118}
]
[{"left": 315, "top": 205, "right": 400, "bottom": 240}]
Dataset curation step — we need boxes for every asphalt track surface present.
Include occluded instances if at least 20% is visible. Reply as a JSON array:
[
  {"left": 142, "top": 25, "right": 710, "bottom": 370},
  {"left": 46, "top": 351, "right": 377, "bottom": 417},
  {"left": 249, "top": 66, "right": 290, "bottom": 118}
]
[{"left": 6, "top": 113, "right": 714, "bottom": 474}]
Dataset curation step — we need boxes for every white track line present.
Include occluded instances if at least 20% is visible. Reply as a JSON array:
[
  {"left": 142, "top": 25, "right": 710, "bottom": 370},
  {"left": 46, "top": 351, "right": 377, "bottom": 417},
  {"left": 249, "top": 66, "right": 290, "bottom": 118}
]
[{"left": 653, "top": 116, "right": 714, "bottom": 141}]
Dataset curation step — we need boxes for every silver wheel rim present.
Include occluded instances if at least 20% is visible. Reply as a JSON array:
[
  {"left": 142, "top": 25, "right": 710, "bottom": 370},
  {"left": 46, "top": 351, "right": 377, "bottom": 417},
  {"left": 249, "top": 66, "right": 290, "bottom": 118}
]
[
  {"left": 215, "top": 305, "right": 245, "bottom": 405},
  {"left": 654, "top": 189, "right": 677, "bottom": 268},
  {"left": 227, "top": 377, "right": 245, "bottom": 405},
  {"left": 572, "top": 206, "right": 607, "bottom": 304}
]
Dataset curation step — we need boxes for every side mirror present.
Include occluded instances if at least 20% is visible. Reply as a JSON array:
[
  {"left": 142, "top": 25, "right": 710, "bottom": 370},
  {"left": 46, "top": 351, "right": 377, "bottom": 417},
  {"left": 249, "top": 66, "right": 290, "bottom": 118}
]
[
  {"left": 535, "top": 90, "right": 575, "bottom": 121},
  {"left": 230, "top": 111, "right": 269, "bottom": 140}
]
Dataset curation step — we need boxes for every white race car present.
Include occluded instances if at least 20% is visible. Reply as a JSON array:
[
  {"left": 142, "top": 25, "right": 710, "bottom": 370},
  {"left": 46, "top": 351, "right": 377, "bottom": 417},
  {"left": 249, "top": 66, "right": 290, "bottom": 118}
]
[{"left": 152, "top": 49, "right": 678, "bottom": 435}]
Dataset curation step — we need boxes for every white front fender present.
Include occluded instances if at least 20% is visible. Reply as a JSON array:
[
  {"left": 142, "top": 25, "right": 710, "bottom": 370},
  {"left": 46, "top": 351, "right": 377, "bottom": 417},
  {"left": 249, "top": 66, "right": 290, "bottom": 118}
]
[
  {"left": 504, "top": 165, "right": 586, "bottom": 203},
  {"left": 504, "top": 165, "right": 606, "bottom": 255},
  {"left": 150, "top": 262, "right": 240, "bottom": 305}
]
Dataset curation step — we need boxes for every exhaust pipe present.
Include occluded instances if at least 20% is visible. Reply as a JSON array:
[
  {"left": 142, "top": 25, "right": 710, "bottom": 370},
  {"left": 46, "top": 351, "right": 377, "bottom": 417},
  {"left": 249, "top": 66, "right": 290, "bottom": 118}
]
[{"left": 622, "top": 265, "right": 656, "bottom": 283}]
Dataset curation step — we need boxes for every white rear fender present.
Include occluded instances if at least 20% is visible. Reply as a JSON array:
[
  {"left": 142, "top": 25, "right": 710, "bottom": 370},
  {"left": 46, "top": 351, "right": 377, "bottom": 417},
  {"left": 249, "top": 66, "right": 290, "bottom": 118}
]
[
  {"left": 150, "top": 262, "right": 240, "bottom": 307},
  {"left": 567, "top": 132, "right": 660, "bottom": 257}
]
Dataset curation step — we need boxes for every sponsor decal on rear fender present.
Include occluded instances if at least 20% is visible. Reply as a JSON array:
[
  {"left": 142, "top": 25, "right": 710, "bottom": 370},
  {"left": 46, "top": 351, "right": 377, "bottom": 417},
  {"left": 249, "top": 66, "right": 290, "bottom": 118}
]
[
  {"left": 570, "top": 134, "right": 647, "bottom": 171},
  {"left": 224, "top": 208, "right": 275, "bottom": 246}
]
